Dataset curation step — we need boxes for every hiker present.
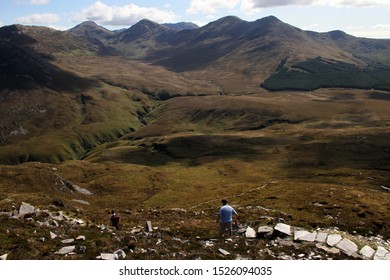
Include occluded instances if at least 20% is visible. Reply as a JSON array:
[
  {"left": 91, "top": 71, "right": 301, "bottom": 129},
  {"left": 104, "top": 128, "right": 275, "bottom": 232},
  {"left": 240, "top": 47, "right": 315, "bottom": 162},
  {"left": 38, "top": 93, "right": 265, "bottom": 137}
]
[
  {"left": 110, "top": 210, "right": 120, "bottom": 230},
  {"left": 217, "top": 199, "right": 238, "bottom": 237}
]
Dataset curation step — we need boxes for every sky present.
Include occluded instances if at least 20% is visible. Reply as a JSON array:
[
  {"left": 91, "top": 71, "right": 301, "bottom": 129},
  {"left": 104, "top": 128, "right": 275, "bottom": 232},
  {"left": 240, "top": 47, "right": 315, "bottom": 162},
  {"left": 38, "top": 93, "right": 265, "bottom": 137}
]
[{"left": 0, "top": 0, "right": 390, "bottom": 38}]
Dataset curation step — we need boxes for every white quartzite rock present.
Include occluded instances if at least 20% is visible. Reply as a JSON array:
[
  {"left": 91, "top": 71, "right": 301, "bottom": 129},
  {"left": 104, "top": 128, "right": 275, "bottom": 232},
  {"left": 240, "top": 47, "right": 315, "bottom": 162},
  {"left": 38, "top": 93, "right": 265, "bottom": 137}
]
[
  {"left": 315, "top": 232, "right": 328, "bottom": 243},
  {"left": 218, "top": 248, "right": 231, "bottom": 256},
  {"left": 18, "top": 202, "right": 35, "bottom": 218},
  {"left": 76, "top": 236, "right": 86, "bottom": 241},
  {"left": 100, "top": 253, "right": 118, "bottom": 260},
  {"left": 374, "top": 246, "right": 390, "bottom": 260},
  {"left": 258, "top": 226, "right": 273, "bottom": 234},
  {"left": 61, "top": 239, "right": 75, "bottom": 244},
  {"left": 55, "top": 246, "right": 75, "bottom": 255},
  {"left": 360, "top": 245, "right": 376, "bottom": 259},
  {"left": 50, "top": 232, "right": 57, "bottom": 239},
  {"left": 0, "top": 254, "right": 8, "bottom": 260},
  {"left": 274, "top": 223, "right": 292, "bottom": 236},
  {"left": 294, "top": 231, "right": 317, "bottom": 242},
  {"left": 327, "top": 234, "right": 342, "bottom": 247},
  {"left": 336, "top": 238, "right": 358, "bottom": 256},
  {"left": 245, "top": 227, "right": 257, "bottom": 238}
]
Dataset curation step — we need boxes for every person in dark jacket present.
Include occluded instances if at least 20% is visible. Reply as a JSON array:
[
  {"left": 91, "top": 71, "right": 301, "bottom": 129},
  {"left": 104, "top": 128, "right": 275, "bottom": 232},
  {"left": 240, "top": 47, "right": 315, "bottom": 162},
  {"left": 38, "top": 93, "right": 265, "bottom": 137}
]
[{"left": 110, "top": 210, "right": 120, "bottom": 230}]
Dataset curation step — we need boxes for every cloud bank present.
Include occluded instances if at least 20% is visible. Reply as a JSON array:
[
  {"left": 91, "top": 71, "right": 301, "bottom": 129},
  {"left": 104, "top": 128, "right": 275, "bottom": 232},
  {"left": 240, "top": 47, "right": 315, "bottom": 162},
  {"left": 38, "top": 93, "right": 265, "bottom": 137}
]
[
  {"left": 30, "top": 0, "right": 50, "bottom": 5},
  {"left": 15, "top": 13, "right": 60, "bottom": 24},
  {"left": 187, "top": 0, "right": 390, "bottom": 15},
  {"left": 73, "top": 1, "right": 177, "bottom": 26}
]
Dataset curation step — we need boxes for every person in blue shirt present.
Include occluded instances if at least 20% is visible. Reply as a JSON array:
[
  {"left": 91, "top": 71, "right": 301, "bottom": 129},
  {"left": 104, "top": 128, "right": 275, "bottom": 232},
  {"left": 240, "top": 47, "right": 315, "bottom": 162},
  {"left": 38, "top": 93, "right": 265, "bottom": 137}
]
[{"left": 217, "top": 199, "right": 238, "bottom": 237}]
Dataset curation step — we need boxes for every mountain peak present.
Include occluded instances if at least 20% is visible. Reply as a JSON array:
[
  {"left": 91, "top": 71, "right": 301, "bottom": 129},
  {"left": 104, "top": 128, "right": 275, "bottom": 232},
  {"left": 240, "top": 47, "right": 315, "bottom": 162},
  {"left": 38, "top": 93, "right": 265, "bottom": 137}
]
[{"left": 68, "top": 21, "right": 114, "bottom": 40}]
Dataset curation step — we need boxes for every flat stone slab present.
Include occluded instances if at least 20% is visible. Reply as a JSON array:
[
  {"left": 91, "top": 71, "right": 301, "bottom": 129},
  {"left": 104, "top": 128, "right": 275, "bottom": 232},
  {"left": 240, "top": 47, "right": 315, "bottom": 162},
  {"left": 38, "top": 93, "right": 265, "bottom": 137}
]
[
  {"left": 315, "top": 232, "right": 328, "bottom": 243},
  {"left": 360, "top": 245, "right": 376, "bottom": 259},
  {"left": 316, "top": 244, "right": 340, "bottom": 254},
  {"left": 374, "top": 246, "right": 390, "bottom": 260},
  {"left": 258, "top": 226, "right": 273, "bottom": 234},
  {"left": 336, "top": 238, "right": 358, "bottom": 256},
  {"left": 19, "top": 202, "right": 35, "bottom": 218},
  {"left": 294, "top": 230, "right": 316, "bottom": 242},
  {"left": 55, "top": 246, "right": 75, "bottom": 255},
  {"left": 61, "top": 239, "right": 75, "bottom": 244},
  {"left": 245, "top": 227, "right": 257, "bottom": 238},
  {"left": 100, "top": 253, "right": 118, "bottom": 260},
  {"left": 76, "top": 236, "right": 86, "bottom": 241},
  {"left": 257, "top": 226, "right": 273, "bottom": 238},
  {"left": 72, "top": 199, "right": 90, "bottom": 205},
  {"left": 274, "top": 223, "right": 292, "bottom": 236},
  {"left": 327, "top": 234, "right": 342, "bottom": 247},
  {"left": 218, "top": 248, "right": 231, "bottom": 256}
]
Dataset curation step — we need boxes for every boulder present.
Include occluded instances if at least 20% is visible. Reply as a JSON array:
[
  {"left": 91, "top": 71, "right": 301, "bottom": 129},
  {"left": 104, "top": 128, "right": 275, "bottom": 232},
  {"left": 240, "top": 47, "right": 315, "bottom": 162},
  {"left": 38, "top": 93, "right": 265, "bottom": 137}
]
[
  {"left": 374, "top": 246, "right": 390, "bottom": 260},
  {"left": 237, "top": 227, "right": 247, "bottom": 235},
  {"left": 0, "top": 254, "right": 7, "bottom": 260},
  {"left": 274, "top": 223, "right": 292, "bottom": 236},
  {"left": 360, "top": 245, "right": 376, "bottom": 259},
  {"left": 315, "top": 232, "right": 328, "bottom": 243},
  {"left": 257, "top": 226, "right": 274, "bottom": 238},
  {"left": 55, "top": 246, "right": 75, "bottom": 255},
  {"left": 336, "top": 238, "right": 358, "bottom": 256},
  {"left": 294, "top": 230, "right": 316, "bottom": 242},
  {"left": 18, "top": 202, "right": 35, "bottom": 218},
  {"left": 326, "top": 234, "right": 342, "bottom": 247},
  {"left": 245, "top": 227, "right": 257, "bottom": 238}
]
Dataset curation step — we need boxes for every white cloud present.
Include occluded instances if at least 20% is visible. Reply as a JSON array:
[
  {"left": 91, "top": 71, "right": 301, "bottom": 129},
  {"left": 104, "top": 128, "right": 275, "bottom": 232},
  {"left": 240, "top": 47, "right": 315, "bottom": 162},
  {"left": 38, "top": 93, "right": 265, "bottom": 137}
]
[
  {"left": 346, "top": 23, "right": 390, "bottom": 38},
  {"left": 30, "top": 0, "right": 50, "bottom": 5},
  {"left": 186, "top": 0, "right": 390, "bottom": 15},
  {"left": 247, "top": 0, "right": 390, "bottom": 8},
  {"left": 15, "top": 13, "right": 60, "bottom": 24},
  {"left": 73, "top": 1, "right": 177, "bottom": 26},
  {"left": 0, "top": 21, "right": 3, "bottom": 27},
  {"left": 186, "top": 0, "right": 240, "bottom": 14}
]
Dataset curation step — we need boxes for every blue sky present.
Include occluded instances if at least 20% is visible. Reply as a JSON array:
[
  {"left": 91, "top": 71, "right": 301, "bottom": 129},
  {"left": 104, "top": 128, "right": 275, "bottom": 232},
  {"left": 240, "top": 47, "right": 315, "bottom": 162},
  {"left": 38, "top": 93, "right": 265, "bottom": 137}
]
[{"left": 0, "top": 0, "right": 390, "bottom": 38}]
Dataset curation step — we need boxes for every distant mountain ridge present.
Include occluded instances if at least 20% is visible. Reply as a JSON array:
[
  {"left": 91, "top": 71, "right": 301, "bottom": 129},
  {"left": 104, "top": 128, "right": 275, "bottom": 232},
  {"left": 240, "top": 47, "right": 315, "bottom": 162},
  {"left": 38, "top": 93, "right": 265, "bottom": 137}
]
[{"left": 1, "top": 15, "right": 390, "bottom": 91}]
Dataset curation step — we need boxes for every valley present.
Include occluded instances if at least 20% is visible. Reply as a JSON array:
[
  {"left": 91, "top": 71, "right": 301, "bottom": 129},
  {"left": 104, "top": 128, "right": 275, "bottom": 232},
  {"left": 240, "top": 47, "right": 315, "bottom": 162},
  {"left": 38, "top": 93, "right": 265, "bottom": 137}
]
[{"left": 0, "top": 16, "right": 389, "bottom": 260}]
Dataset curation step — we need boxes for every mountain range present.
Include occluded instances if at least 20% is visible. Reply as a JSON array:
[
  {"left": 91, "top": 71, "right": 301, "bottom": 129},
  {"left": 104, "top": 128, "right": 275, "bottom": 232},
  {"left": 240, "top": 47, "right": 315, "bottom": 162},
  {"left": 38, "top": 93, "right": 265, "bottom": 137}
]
[
  {"left": 1, "top": 16, "right": 390, "bottom": 256},
  {"left": 1, "top": 15, "right": 390, "bottom": 163}
]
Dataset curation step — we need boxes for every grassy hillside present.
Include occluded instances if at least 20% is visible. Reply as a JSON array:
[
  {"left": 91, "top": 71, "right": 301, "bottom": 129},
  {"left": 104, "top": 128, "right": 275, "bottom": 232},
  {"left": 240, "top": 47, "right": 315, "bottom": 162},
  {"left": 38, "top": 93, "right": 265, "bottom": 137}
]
[{"left": 261, "top": 57, "right": 390, "bottom": 91}]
